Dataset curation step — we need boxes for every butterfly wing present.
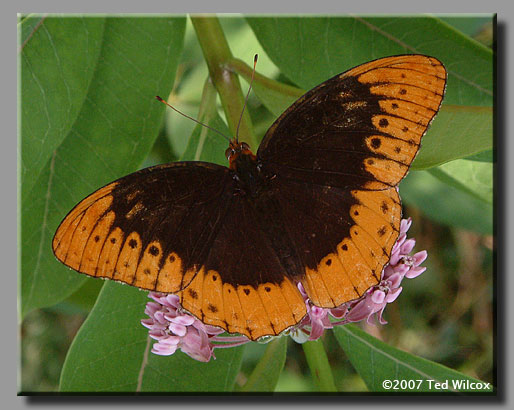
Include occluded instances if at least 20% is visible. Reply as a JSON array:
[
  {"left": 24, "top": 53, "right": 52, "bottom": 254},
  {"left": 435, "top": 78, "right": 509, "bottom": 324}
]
[
  {"left": 266, "top": 177, "right": 402, "bottom": 308},
  {"left": 174, "top": 190, "right": 307, "bottom": 340},
  {"left": 258, "top": 55, "right": 446, "bottom": 307},
  {"left": 53, "top": 162, "right": 306, "bottom": 340},
  {"left": 53, "top": 162, "right": 233, "bottom": 292}
]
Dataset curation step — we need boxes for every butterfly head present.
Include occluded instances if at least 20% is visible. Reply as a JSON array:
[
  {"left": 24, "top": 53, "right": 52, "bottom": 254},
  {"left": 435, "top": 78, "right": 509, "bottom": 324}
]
[{"left": 226, "top": 140, "right": 256, "bottom": 170}]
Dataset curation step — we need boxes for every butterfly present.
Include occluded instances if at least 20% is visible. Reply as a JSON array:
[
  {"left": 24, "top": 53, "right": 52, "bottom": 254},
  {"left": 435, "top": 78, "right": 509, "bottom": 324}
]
[{"left": 53, "top": 55, "right": 446, "bottom": 341}]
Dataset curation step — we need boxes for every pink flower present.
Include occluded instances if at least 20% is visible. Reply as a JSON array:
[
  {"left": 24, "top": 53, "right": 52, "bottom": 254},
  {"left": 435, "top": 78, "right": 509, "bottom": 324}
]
[
  {"left": 141, "top": 293, "right": 249, "bottom": 362},
  {"left": 289, "top": 283, "right": 334, "bottom": 343},
  {"left": 345, "top": 266, "right": 403, "bottom": 325}
]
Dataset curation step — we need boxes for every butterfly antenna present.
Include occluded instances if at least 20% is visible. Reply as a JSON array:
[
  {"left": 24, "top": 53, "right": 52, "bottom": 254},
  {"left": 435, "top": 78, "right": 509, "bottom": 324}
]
[
  {"left": 235, "top": 54, "right": 258, "bottom": 143},
  {"left": 155, "top": 96, "right": 231, "bottom": 143}
]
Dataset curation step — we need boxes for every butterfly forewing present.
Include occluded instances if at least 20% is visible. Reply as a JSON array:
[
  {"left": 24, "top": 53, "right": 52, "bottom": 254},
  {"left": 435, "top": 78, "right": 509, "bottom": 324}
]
[
  {"left": 258, "top": 55, "right": 446, "bottom": 190},
  {"left": 53, "top": 162, "right": 233, "bottom": 292}
]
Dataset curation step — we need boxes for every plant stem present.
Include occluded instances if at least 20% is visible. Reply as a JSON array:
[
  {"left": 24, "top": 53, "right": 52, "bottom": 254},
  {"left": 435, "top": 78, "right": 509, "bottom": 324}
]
[
  {"left": 226, "top": 57, "right": 304, "bottom": 99},
  {"left": 302, "top": 339, "right": 338, "bottom": 392},
  {"left": 190, "top": 15, "right": 257, "bottom": 148}
]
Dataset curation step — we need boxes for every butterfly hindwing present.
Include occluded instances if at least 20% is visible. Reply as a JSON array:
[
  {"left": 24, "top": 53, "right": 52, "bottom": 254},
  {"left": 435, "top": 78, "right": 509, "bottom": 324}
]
[
  {"left": 175, "top": 187, "right": 307, "bottom": 339},
  {"left": 268, "top": 177, "right": 401, "bottom": 308}
]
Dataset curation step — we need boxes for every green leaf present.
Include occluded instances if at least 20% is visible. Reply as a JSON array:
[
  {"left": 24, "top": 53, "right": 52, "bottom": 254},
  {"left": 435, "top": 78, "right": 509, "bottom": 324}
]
[
  {"left": 20, "top": 16, "right": 106, "bottom": 199},
  {"left": 21, "top": 17, "right": 186, "bottom": 318},
  {"left": 240, "top": 337, "right": 287, "bottom": 392},
  {"left": 61, "top": 277, "right": 104, "bottom": 312},
  {"left": 334, "top": 325, "right": 493, "bottom": 393},
  {"left": 466, "top": 149, "right": 493, "bottom": 162},
  {"left": 247, "top": 16, "right": 492, "bottom": 106},
  {"left": 440, "top": 16, "right": 492, "bottom": 37},
  {"left": 60, "top": 282, "right": 244, "bottom": 392},
  {"left": 400, "top": 170, "right": 492, "bottom": 234},
  {"left": 412, "top": 105, "right": 492, "bottom": 169},
  {"left": 429, "top": 160, "right": 493, "bottom": 204}
]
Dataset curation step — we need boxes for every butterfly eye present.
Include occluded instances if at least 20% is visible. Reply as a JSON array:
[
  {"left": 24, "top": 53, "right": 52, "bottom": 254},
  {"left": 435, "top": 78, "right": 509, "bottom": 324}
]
[
  {"left": 225, "top": 147, "right": 234, "bottom": 160},
  {"left": 241, "top": 142, "right": 250, "bottom": 151}
]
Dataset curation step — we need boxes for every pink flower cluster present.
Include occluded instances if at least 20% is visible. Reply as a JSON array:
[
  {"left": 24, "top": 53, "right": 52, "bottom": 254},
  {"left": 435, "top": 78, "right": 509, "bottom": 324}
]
[
  {"left": 141, "top": 218, "right": 427, "bottom": 362},
  {"left": 141, "top": 293, "right": 248, "bottom": 362}
]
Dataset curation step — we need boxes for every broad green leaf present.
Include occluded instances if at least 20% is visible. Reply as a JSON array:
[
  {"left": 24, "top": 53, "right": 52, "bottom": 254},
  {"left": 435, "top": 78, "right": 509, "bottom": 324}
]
[
  {"left": 400, "top": 170, "right": 492, "bottom": 234},
  {"left": 334, "top": 325, "right": 493, "bottom": 393},
  {"left": 20, "top": 16, "right": 105, "bottom": 199},
  {"left": 21, "top": 17, "right": 186, "bottom": 318},
  {"left": 62, "top": 277, "right": 104, "bottom": 312},
  {"left": 19, "top": 14, "right": 46, "bottom": 40},
  {"left": 440, "top": 16, "right": 492, "bottom": 37},
  {"left": 466, "top": 149, "right": 493, "bottom": 162},
  {"left": 247, "top": 16, "right": 492, "bottom": 107},
  {"left": 429, "top": 160, "right": 493, "bottom": 204},
  {"left": 412, "top": 105, "right": 492, "bottom": 169},
  {"left": 60, "top": 282, "right": 244, "bottom": 392},
  {"left": 240, "top": 337, "right": 287, "bottom": 392}
]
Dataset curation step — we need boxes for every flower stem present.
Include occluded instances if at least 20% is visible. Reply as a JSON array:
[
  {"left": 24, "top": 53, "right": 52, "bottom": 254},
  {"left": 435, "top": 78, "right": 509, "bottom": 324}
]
[
  {"left": 302, "top": 339, "right": 338, "bottom": 392},
  {"left": 190, "top": 15, "right": 257, "bottom": 148}
]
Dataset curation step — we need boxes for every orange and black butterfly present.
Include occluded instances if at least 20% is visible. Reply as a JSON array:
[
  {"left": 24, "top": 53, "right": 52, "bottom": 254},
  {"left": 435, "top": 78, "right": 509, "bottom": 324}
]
[{"left": 53, "top": 55, "right": 446, "bottom": 341}]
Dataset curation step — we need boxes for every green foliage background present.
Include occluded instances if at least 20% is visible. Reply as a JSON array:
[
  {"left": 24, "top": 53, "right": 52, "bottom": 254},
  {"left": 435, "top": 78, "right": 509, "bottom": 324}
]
[{"left": 19, "top": 14, "right": 494, "bottom": 393}]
